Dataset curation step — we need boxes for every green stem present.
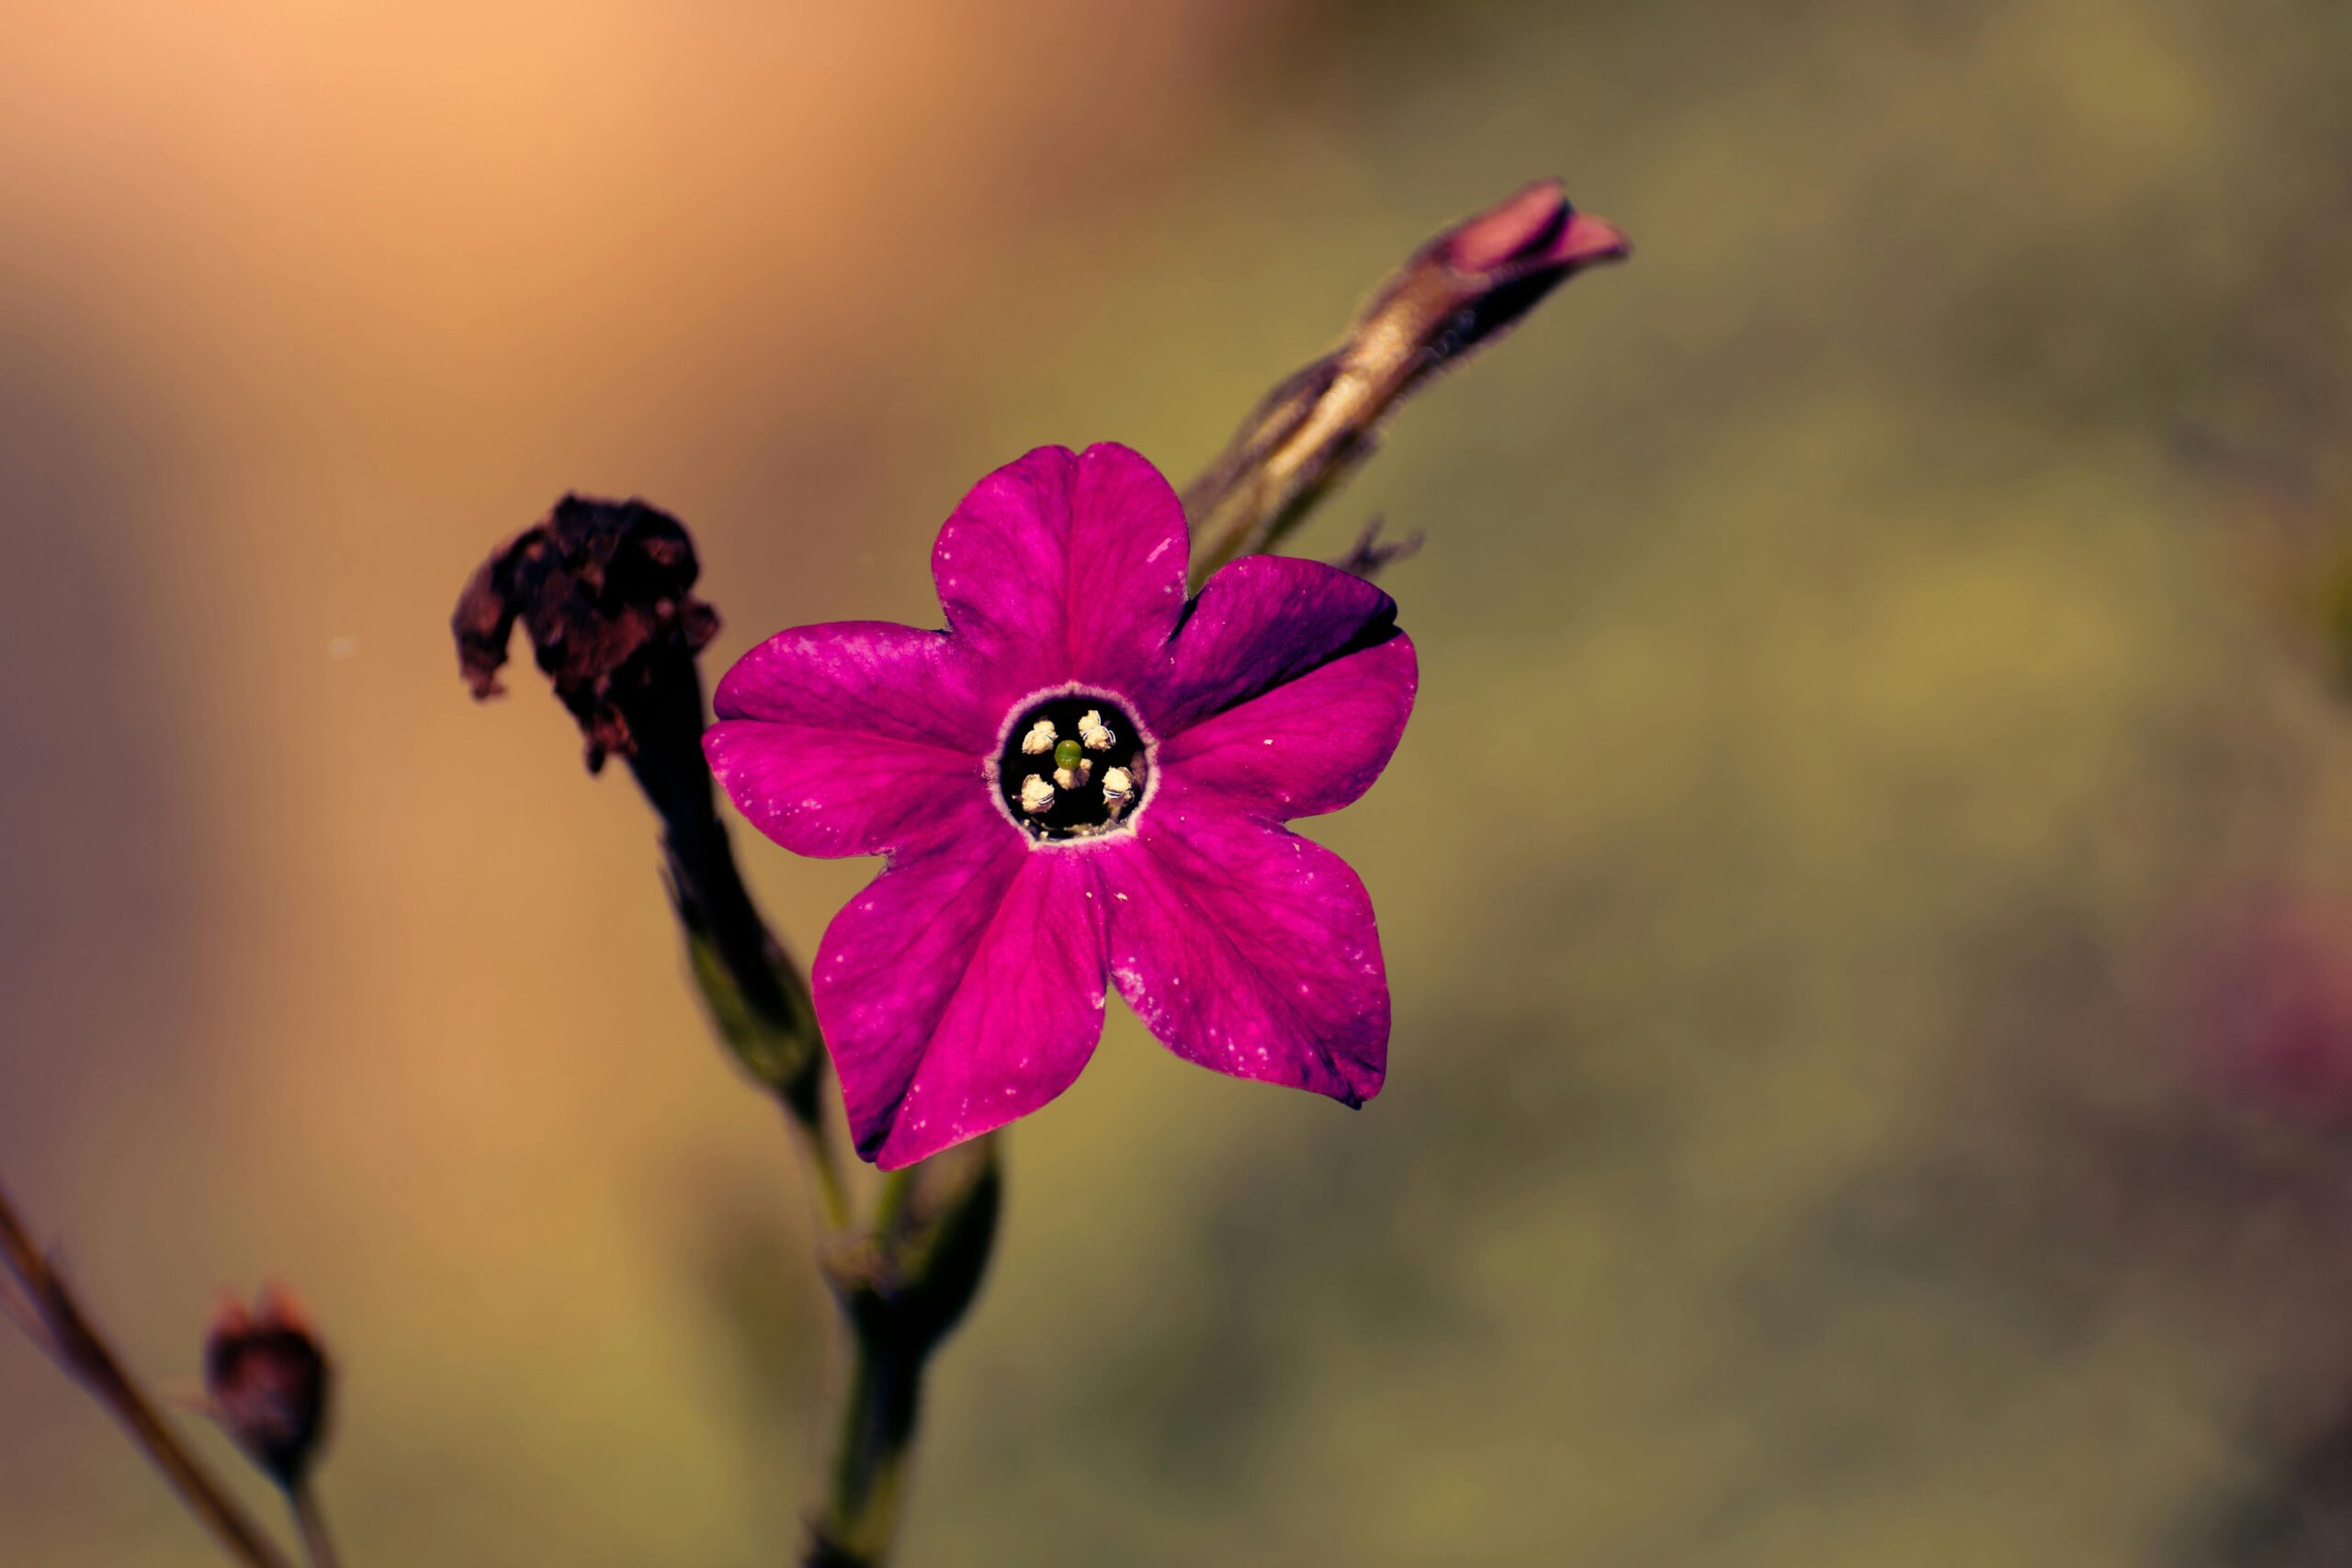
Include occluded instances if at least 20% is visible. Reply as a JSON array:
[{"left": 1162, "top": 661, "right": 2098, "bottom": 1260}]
[
  {"left": 621, "top": 644, "right": 851, "bottom": 1238},
  {"left": 869, "top": 1169, "right": 917, "bottom": 1245},
  {"left": 805, "top": 1139, "right": 1003, "bottom": 1568},
  {"left": 806, "top": 1329, "right": 918, "bottom": 1568},
  {"left": 802, "top": 1123, "right": 854, "bottom": 1237}
]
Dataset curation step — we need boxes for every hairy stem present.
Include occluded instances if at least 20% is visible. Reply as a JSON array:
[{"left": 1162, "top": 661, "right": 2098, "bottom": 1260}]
[{"left": 0, "top": 1181, "right": 297, "bottom": 1568}]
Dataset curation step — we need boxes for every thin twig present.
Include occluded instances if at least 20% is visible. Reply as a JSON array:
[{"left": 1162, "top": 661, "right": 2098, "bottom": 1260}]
[
  {"left": 0, "top": 1181, "right": 298, "bottom": 1568},
  {"left": 0, "top": 1267, "right": 56, "bottom": 1357}
]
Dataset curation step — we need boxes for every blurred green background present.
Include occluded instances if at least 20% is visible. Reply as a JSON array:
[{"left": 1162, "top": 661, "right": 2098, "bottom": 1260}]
[{"left": 6, "top": 1, "right": 2352, "bottom": 1562}]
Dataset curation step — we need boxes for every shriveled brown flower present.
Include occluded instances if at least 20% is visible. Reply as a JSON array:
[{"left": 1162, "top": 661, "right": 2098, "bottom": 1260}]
[
  {"left": 455, "top": 494, "right": 827, "bottom": 1111},
  {"left": 204, "top": 1286, "right": 331, "bottom": 1490},
  {"left": 454, "top": 494, "right": 720, "bottom": 773}
]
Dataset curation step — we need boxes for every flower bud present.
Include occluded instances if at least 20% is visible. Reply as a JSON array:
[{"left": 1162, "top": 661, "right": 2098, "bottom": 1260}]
[
  {"left": 1435, "top": 176, "right": 1629, "bottom": 275},
  {"left": 1186, "top": 176, "right": 1628, "bottom": 580},
  {"left": 203, "top": 1287, "right": 331, "bottom": 1489},
  {"left": 1401, "top": 176, "right": 1630, "bottom": 361}
]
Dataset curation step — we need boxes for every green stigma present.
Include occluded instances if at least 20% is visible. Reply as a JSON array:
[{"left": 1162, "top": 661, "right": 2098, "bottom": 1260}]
[{"left": 1053, "top": 738, "right": 1084, "bottom": 770}]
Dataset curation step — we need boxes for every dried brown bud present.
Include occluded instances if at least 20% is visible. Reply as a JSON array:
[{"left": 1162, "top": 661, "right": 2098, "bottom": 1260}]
[
  {"left": 204, "top": 1286, "right": 331, "bottom": 1489},
  {"left": 453, "top": 494, "right": 721, "bottom": 773}
]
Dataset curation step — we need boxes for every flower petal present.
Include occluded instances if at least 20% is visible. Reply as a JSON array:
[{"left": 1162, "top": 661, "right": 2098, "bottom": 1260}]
[
  {"left": 704, "top": 721, "right": 977, "bottom": 860},
  {"left": 815, "top": 814, "right": 1109, "bottom": 1168},
  {"left": 1159, "top": 629, "right": 1416, "bottom": 820},
  {"left": 1102, "top": 775, "right": 1387, "bottom": 1105},
  {"left": 711, "top": 620, "right": 992, "bottom": 749},
  {"left": 930, "top": 444, "right": 1189, "bottom": 696},
  {"left": 706, "top": 621, "right": 990, "bottom": 859},
  {"left": 1149, "top": 555, "right": 1406, "bottom": 739}
]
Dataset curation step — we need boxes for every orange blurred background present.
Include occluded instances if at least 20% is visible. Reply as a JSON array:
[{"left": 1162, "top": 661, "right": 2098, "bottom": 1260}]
[{"left": 6, "top": 2, "right": 2352, "bottom": 1564}]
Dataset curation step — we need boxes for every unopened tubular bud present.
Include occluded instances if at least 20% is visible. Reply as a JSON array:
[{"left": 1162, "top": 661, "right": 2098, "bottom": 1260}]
[
  {"left": 1393, "top": 177, "right": 1630, "bottom": 371},
  {"left": 1183, "top": 176, "right": 1627, "bottom": 582}
]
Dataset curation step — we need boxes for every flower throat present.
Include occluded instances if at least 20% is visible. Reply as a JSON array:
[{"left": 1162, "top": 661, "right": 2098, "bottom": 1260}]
[{"left": 996, "top": 693, "right": 1148, "bottom": 842}]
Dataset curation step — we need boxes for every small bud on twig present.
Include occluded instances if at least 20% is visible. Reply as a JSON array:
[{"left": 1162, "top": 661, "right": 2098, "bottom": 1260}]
[
  {"left": 0, "top": 1183, "right": 298, "bottom": 1568},
  {"left": 204, "top": 1287, "right": 332, "bottom": 1491}
]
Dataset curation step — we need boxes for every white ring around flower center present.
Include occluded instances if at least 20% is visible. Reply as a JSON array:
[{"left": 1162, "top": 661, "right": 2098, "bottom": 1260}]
[{"left": 987, "top": 682, "right": 1158, "bottom": 851}]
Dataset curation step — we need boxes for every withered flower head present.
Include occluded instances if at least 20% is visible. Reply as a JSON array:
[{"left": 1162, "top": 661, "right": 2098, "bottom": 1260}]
[
  {"left": 204, "top": 1286, "right": 331, "bottom": 1489},
  {"left": 453, "top": 494, "right": 720, "bottom": 773}
]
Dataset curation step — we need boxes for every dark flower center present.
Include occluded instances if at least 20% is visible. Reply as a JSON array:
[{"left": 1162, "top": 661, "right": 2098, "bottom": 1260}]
[{"left": 996, "top": 693, "right": 1150, "bottom": 842}]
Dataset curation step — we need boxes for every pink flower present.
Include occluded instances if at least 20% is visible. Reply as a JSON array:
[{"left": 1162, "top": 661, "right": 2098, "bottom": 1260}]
[{"left": 706, "top": 445, "right": 1418, "bottom": 1168}]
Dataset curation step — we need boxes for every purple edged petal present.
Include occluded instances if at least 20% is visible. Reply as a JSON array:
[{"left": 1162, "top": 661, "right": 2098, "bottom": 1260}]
[
  {"left": 1159, "top": 629, "right": 1417, "bottom": 821},
  {"left": 706, "top": 621, "right": 991, "bottom": 859},
  {"left": 814, "top": 807, "right": 1109, "bottom": 1168},
  {"left": 931, "top": 444, "right": 1188, "bottom": 695},
  {"left": 1100, "top": 774, "right": 1387, "bottom": 1106},
  {"left": 1147, "top": 555, "right": 1406, "bottom": 739}
]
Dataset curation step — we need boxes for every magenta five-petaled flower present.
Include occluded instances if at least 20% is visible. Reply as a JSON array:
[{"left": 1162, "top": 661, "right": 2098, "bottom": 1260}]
[{"left": 704, "top": 445, "right": 1419, "bottom": 1168}]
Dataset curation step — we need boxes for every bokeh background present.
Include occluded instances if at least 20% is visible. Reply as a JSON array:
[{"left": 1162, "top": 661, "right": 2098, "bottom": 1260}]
[{"left": 5, "top": 1, "right": 2352, "bottom": 1562}]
